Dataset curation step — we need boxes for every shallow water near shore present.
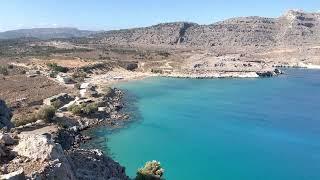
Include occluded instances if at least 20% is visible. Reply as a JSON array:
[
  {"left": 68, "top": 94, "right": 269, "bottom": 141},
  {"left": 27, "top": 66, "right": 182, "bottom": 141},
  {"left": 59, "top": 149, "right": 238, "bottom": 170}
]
[{"left": 90, "top": 69, "right": 320, "bottom": 179}]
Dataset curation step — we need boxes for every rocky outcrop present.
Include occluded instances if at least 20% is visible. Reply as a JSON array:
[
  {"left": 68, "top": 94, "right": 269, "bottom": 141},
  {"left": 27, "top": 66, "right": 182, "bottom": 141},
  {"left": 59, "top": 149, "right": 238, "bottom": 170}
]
[
  {"left": 257, "top": 69, "right": 282, "bottom": 77},
  {"left": 11, "top": 133, "right": 76, "bottom": 179},
  {"left": 1, "top": 86, "right": 129, "bottom": 179},
  {"left": 0, "top": 99, "right": 13, "bottom": 129},
  {"left": 1, "top": 131, "right": 128, "bottom": 179},
  {"left": 67, "top": 149, "right": 128, "bottom": 180},
  {"left": 79, "top": 83, "right": 98, "bottom": 98},
  {"left": 13, "top": 134, "right": 67, "bottom": 162},
  {"left": 43, "top": 93, "right": 74, "bottom": 108}
]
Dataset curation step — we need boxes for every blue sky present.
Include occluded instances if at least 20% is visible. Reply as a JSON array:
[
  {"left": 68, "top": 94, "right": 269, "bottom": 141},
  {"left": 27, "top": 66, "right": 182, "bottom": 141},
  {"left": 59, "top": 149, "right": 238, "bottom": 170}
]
[{"left": 0, "top": 0, "right": 319, "bottom": 31}]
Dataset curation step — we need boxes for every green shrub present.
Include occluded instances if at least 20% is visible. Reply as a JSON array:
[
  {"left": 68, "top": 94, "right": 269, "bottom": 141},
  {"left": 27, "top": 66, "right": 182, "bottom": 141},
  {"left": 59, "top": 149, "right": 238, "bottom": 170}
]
[
  {"left": 135, "top": 161, "right": 164, "bottom": 180},
  {"left": 0, "top": 65, "right": 9, "bottom": 76},
  {"left": 82, "top": 103, "right": 98, "bottom": 115},
  {"left": 13, "top": 106, "right": 56, "bottom": 126},
  {"left": 12, "top": 113, "right": 38, "bottom": 127},
  {"left": 37, "top": 106, "right": 56, "bottom": 123},
  {"left": 8, "top": 64, "right": 14, "bottom": 69},
  {"left": 47, "top": 63, "right": 68, "bottom": 73},
  {"left": 68, "top": 103, "right": 98, "bottom": 115},
  {"left": 51, "top": 99, "right": 62, "bottom": 109},
  {"left": 68, "top": 104, "right": 82, "bottom": 115}
]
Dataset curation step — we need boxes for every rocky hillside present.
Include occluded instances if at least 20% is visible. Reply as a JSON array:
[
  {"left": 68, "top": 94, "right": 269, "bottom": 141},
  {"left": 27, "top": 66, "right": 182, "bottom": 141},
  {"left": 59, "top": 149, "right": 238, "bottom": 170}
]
[
  {"left": 0, "top": 28, "right": 97, "bottom": 40},
  {"left": 93, "top": 10, "right": 320, "bottom": 49}
]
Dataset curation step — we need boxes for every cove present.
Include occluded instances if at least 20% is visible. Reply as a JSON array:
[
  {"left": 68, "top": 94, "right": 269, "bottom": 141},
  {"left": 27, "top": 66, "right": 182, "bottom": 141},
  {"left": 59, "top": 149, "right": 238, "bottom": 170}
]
[{"left": 89, "top": 69, "right": 320, "bottom": 180}]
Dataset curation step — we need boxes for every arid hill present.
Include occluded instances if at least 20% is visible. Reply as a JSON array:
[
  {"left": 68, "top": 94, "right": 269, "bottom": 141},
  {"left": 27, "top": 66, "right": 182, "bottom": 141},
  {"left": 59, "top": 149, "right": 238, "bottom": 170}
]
[
  {"left": 93, "top": 10, "right": 320, "bottom": 50},
  {"left": 0, "top": 28, "right": 96, "bottom": 40}
]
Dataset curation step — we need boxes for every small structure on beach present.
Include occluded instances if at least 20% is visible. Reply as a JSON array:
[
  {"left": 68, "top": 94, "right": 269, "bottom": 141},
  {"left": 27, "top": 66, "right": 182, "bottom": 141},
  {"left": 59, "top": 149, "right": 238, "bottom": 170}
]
[{"left": 113, "top": 76, "right": 124, "bottom": 80}]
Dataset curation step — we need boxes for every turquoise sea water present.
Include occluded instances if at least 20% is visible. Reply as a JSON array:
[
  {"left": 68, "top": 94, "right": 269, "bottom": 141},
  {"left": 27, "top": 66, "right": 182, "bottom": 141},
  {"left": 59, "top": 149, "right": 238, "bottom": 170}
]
[{"left": 90, "top": 69, "right": 320, "bottom": 180}]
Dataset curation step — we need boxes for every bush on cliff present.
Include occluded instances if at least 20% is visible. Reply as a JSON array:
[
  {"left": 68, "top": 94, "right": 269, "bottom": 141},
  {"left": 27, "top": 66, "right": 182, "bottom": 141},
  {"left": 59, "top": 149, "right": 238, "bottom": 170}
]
[
  {"left": 37, "top": 106, "right": 56, "bottom": 123},
  {"left": 135, "top": 160, "right": 164, "bottom": 180}
]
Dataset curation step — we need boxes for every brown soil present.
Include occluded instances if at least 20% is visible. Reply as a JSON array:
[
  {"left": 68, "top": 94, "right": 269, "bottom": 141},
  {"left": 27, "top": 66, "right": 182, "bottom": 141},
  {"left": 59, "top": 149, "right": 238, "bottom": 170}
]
[
  {"left": 0, "top": 73, "right": 71, "bottom": 115},
  {"left": 31, "top": 58, "right": 98, "bottom": 68}
]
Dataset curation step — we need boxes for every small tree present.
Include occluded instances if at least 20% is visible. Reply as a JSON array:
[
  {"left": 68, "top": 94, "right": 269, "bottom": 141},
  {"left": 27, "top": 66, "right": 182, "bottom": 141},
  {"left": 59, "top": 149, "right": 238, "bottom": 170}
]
[{"left": 136, "top": 161, "right": 164, "bottom": 180}]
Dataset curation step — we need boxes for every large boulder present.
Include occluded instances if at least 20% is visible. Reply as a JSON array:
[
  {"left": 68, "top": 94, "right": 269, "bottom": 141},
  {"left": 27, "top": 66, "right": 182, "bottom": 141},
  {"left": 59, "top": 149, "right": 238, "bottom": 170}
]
[
  {"left": 125, "top": 62, "right": 138, "bottom": 71},
  {"left": 118, "top": 61, "right": 139, "bottom": 71},
  {"left": 13, "top": 134, "right": 66, "bottom": 162},
  {"left": 0, "top": 99, "right": 13, "bottom": 129},
  {"left": 79, "top": 89, "right": 98, "bottom": 98},
  {"left": 256, "top": 70, "right": 276, "bottom": 77},
  {"left": 79, "top": 83, "right": 98, "bottom": 98},
  {"left": 13, "top": 134, "right": 76, "bottom": 179},
  {"left": 0, "top": 133, "right": 16, "bottom": 145}
]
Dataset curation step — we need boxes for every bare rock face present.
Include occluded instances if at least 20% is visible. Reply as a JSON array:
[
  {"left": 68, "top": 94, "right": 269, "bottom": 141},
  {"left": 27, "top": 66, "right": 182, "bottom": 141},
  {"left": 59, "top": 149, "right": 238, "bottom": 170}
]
[
  {"left": 13, "top": 134, "right": 66, "bottom": 162},
  {"left": 0, "top": 99, "right": 13, "bottom": 129},
  {"left": 93, "top": 10, "right": 320, "bottom": 50},
  {"left": 6, "top": 132, "right": 128, "bottom": 179},
  {"left": 67, "top": 149, "right": 128, "bottom": 180},
  {"left": 12, "top": 134, "right": 76, "bottom": 179}
]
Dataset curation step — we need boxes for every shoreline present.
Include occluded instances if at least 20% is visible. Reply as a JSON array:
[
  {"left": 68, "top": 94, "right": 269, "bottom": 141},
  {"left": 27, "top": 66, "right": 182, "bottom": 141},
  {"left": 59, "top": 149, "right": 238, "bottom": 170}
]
[
  {"left": 87, "top": 63, "right": 320, "bottom": 86},
  {"left": 87, "top": 68, "right": 284, "bottom": 87}
]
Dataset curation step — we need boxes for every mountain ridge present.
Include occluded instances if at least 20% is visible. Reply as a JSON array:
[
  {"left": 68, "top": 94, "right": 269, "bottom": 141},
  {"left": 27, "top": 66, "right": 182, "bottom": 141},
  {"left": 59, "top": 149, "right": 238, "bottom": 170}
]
[
  {"left": 0, "top": 27, "right": 97, "bottom": 40},
  {"left": 90, "top": 10, "right": 320, "bottom": 49},
  {"left": 1, "top": 10, "right": 320, "bottom": 50}
]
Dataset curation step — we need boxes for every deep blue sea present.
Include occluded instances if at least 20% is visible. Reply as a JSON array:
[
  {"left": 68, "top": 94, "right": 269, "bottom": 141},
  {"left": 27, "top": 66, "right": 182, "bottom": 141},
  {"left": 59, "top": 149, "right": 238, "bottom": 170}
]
[{"left": 90, "top": 69, "right": 320, "bottom": 180}]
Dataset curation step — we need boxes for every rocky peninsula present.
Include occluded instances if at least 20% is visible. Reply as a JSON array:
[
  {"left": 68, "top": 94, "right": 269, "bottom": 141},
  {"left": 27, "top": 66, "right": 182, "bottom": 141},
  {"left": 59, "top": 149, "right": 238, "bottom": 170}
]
[{"left": 0, "top": 85, "right": 129, "bottom": 179}]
